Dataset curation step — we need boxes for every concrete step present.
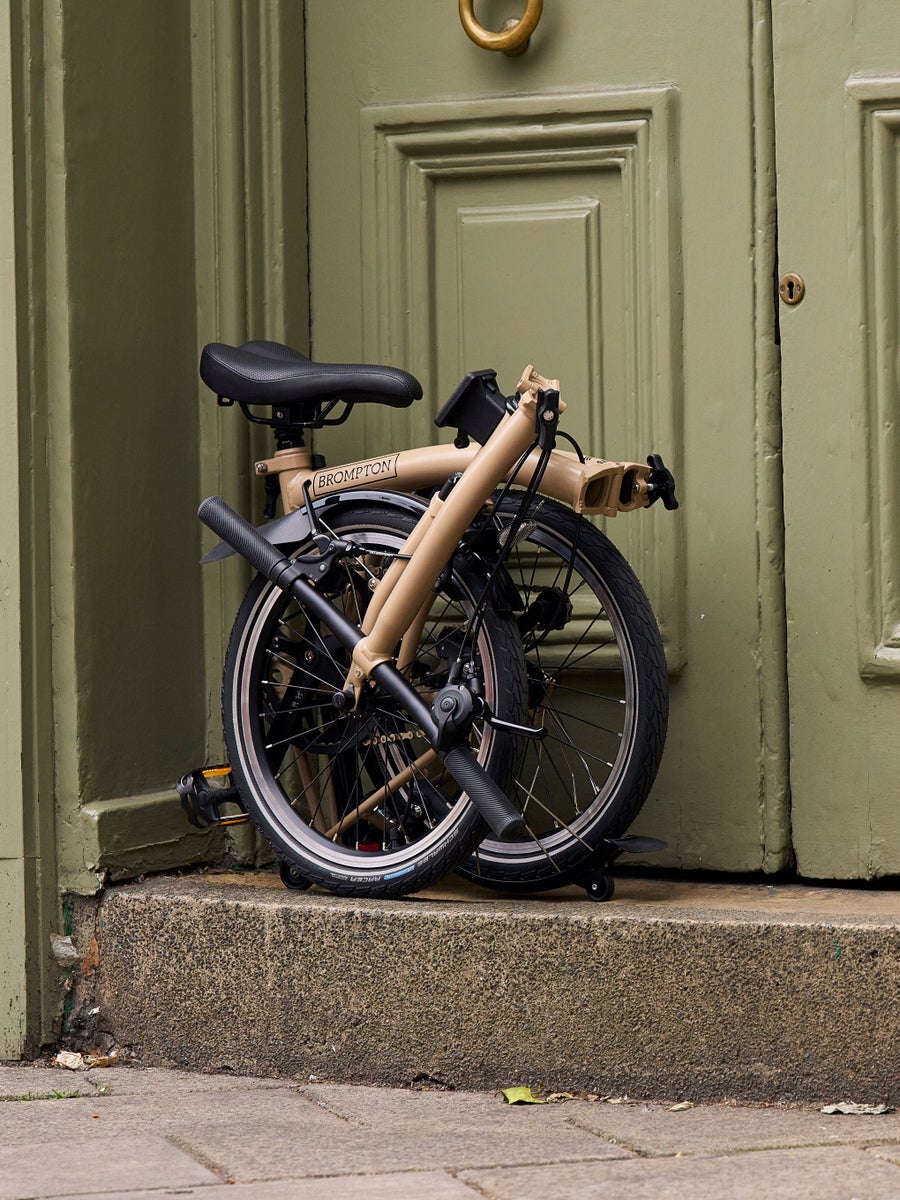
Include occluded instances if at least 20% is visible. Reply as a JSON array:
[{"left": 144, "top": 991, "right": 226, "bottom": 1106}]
[{"left": 69, "top": 872, "right": 900, "bottom": 1104}]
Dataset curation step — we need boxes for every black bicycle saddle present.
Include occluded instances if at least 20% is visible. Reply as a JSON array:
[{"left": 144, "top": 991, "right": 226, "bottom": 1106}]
[{"left": 200, "top": 340, "right": 423, "bottom": 410}]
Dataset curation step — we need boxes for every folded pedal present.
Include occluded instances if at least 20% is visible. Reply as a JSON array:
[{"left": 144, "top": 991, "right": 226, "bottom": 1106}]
[
  {"left": 177, "top": 765, "right": 250, "bottom": 829},
  {"left": 581, "top": 835, "right": 669, "bottom": 902}
]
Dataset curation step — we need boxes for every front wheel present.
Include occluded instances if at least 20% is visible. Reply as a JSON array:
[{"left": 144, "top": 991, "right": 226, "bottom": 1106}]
[
  {"left": 222, "top": 501, "right": 527, "bottom": 898},
  {"left": 458, "top": 496, "right": 668, "bottom": 892}
]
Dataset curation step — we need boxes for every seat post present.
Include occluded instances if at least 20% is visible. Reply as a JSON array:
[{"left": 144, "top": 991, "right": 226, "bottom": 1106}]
[{"left": 272, "top": 403, "right": 312, "bottom": 444}]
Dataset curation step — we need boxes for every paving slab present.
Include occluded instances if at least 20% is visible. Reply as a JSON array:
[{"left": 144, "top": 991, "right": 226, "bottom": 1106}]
[
  {"left": 70, "top": 873, "right": 900, "bottom": 1102},
  {"left": 565, "top": 1098, "right": 900, "bottom": 1155},
  {"left": 81, "top": 1065, "right": 297, "bottom": 1096},
  {"left": 0, "top": 1087, "right": 346, "bottom": 1146},
  {"left": 0, "top": 1065, "right": 97, "bottom": 1100},
  {"left": 47, "top": 1174, "right": 481, "bottom": 1200},
  {"left": 462, "top": 1145, "right": 900, "bottom": 1200},
  {"left": 305, "top": 1081, "right": 603, "bottom": 1130},
  {"left": 178, "top": 1108, "right": 625, "bottom": 1182},
  {"left": 0, "top": 1135, "right": 218, "bottom": 1200}
]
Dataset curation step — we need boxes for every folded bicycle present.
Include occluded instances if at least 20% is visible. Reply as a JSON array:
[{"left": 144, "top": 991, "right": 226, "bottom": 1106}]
[{"left": 178, "top": 342, "right": 678, "bottom": 900}]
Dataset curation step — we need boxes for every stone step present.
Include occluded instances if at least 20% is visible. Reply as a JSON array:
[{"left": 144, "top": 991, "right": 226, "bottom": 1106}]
[{"left": 70, "top": 872, "right": 900, "bottom": 1104}]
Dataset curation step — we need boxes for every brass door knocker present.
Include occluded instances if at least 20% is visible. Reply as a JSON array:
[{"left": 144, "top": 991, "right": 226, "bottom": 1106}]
[{"left": 458, "top": 0, "right": 543, "bottom": 56}]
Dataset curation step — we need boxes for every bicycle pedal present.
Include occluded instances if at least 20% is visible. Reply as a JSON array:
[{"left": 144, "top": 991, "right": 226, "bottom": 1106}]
[{"left": 176, "top": 765, "right": 250, "bottom": 829}]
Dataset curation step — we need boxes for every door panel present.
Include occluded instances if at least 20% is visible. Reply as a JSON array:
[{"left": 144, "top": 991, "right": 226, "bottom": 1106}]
[
  {"left": 774, "top": 0, "right": 900, "bottom": 876},
  {"left": 306, "top": 1, "right": 787, "bottom": 870},
  {"left": 358, "top": 88, "right": 682, "bottom": 665}
]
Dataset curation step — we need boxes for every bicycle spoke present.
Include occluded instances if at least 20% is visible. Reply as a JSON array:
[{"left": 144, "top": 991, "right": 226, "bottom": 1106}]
[
  {"left": 545, "top": 705, "right": 612, "bottom": 778},
  {"left": 539, "top": 704, "right": 624, "bottom": 738},
  {"left": 512, "top": 774, "right": 593, "bottom": 851}
]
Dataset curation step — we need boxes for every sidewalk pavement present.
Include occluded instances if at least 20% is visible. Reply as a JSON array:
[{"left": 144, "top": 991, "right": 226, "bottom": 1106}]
[{"left": 2, "top": 1063, "right": 899, "bottom": 1199}]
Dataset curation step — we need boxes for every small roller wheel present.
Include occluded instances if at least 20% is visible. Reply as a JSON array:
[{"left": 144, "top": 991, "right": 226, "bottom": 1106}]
[
  {"left": 585, "top": 871, "right": 615, "bottom": 902},
  {"left": 279, "top": 860, "right": 312, "bottom": 891}
]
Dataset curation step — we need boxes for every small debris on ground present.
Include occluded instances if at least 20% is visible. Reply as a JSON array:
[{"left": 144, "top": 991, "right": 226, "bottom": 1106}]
[
  {"left": 53, "top": 1051, "right": 85, "bottom": 1071},
  {"left": 84, "top": 1050, "right": 119, "bottom": 1069},
  {"left": 81, "top": 936, "right": 100, "bottom": 977},
  {"left": 668, "top": 1101, "right": 695, "bottom": 1112},
  {"left": 50, "top": 936, "right": 80, "bottom": 967},
  {"left": 409, "top": 1073, "right": 455, "bottom": 1092},
  {"left": 52, "top": 1048, "right": 121, "bottom": 1071},
  {"left": 502, "top": 1086, "right": 545, "bottom": 1105},
  {"left": 821, "top": 1102, "right": 893, "bottom": 1116},
  {"left": 501, "top": 1088, "right": 613, "bottom": 1105}
]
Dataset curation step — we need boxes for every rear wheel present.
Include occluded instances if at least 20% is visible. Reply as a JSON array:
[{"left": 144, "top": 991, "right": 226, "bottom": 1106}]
[
  {"left": 458, "top": 495, "right": 668, "bottom": 892},
  {"left": 222, "top": 502, "right": 527, "bottom": 898}
]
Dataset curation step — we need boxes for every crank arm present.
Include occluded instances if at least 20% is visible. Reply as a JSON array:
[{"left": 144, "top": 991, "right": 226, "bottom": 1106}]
[{"left": 198, "top": 496, "right": 527, "bottom": 842}]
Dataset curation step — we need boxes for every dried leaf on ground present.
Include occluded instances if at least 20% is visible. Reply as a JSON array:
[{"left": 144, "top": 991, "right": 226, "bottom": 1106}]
[
  {"left": 668, "top": 1101, "right": 695, "bottom": 1112},
  {"left": 84, "top": 1051, "right": 119, "bottom": 1069},
  {"left": 502, "top": 1086, "right": 545, "bottom": 1105},
  {"left": 821, "top": 1102, "right": 893, "bottom": 1116},
  {"left": 81, "top": 936, "right": 100, "bottom": 977}
]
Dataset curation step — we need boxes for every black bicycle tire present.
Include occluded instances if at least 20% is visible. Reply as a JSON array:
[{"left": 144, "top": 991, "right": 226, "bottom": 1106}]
[
  {"left": 222, "top": 501, "right": 527, "bottom": 898},
  {"left": 457, "top": 495, "right": 668, "bottom": 892}
]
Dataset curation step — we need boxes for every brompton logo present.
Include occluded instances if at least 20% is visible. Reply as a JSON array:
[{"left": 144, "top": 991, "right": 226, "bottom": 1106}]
[{"left": 311, "top": 454, "right": 400, "bottom": 496}]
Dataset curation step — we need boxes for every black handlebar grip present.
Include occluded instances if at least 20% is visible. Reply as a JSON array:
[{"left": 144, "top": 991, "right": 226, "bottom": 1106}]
[
  {"left": 442, "top": 745, "right": 527, "bottom": 842},
  {"left": 198, "top": 496, "right": 287, "bottom": 582}
]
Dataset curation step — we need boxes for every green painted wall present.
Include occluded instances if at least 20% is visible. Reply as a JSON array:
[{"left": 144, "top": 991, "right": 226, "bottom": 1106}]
[
  {"left": 1, "top": 0, "right": 28, "bottom": 1059},
  {"left": 2, "top": 0, "right": 308, "bottom": 1054},
  {"left": 64, "top": 3, "right": 202, "bottom": 802},
  {"left": 45, "top": 1, "right": 210, "bottom": 893}
]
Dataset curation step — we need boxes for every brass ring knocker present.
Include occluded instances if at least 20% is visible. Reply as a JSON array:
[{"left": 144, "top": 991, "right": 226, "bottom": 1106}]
[{"left": 458, "top": 0, "right": 544, "bottom": 56}]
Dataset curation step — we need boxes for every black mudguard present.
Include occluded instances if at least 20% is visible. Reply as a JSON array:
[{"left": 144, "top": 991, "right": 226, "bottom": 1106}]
[{"left": 200, "top": 489, "right": 430, "bottom": 564}]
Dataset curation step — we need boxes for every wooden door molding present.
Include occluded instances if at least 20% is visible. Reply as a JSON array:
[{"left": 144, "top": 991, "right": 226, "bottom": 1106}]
[
  {"left": 359, "top": 86, "right": 685, "bottom": 665},
  {"left": 845, "top": 76, "right": 900, "bottom": 679}
]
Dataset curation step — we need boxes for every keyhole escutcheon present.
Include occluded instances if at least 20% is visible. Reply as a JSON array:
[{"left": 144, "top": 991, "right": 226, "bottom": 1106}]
[{"left": 779, "top": 273, "right": 806, "bottom": 305}]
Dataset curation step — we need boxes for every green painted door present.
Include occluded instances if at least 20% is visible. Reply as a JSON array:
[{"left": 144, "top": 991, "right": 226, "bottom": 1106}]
[
  {"left": 305, "top": 1, "right": 787, "bottom": 871},
  {"left": 775, "top": 0, "right": 900, "bottom": 878}
]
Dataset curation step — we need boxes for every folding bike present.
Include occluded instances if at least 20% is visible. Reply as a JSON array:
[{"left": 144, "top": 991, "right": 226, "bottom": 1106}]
[{"left": 178, "top": 341, "right": 678, "bottom": 900}]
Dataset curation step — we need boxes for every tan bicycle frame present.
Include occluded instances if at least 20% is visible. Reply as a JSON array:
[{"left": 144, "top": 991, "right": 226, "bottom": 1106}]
[
  {"left": 252, "top": 384, "right": 652, "bottom": 700},
  {"left": 255, "top": 443, "right": 652, "bottom": 520}
]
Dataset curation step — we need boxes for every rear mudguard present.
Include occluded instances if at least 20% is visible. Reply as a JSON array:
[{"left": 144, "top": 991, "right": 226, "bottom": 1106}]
[
  {"left": 200, "top": 489, "right": 429, "bottom": 564},
  {"left": 200, "top": 486, "right": 523, "bottom": 613}
]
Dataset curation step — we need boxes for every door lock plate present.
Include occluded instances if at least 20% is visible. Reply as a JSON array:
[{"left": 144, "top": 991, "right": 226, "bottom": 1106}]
[{"left": 779, "top": 273, "right": 805, "bottom": 305}]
